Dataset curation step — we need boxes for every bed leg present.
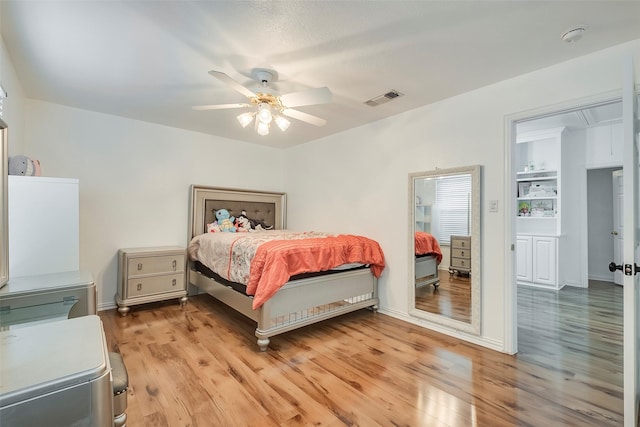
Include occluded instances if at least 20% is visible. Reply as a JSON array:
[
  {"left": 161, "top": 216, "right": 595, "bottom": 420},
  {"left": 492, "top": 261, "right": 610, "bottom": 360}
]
[{"left": 257, "top": 337, "right": 270, "bottom": 352}]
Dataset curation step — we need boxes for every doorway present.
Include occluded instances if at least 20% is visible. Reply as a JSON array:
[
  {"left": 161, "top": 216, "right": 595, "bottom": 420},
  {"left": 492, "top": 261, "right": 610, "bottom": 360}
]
[{"left": 508, "top": 96, "right": 623, "bottom": 350}]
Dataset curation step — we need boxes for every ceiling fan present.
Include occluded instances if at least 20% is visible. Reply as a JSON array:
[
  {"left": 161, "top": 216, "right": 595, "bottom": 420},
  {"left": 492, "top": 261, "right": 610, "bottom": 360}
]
[{"left": 193, "top": 69, "right": 332, "bottom": 136}]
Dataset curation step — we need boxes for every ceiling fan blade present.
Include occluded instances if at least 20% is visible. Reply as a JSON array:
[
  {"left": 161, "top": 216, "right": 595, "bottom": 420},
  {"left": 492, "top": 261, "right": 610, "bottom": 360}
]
[
  {"left": 282, "top": 108, "right": 327, "bottom": 126},
  {"left": 192, "top": 103, "right": 250, "bottom": 111},
  {"left": 208, "top": 70, "right": 256, "bottom": 99},
  {"left": 280, "top": 87, "right": 332, "bottom": 108}
]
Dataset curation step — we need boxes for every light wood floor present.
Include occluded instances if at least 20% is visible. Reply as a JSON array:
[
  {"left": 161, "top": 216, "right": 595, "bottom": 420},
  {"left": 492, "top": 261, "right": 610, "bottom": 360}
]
[
  {"left": 99, "top": 280, "right": 623, "bottom": 426},
  {"left": 414, "top": 270, "right": 471, "bottom": 322}
]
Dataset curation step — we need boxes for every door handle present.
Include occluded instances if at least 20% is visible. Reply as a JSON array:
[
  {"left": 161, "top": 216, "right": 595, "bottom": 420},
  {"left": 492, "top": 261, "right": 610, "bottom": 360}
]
[
  {"left": 610, "top": 262, "right": 640, "bottom": 276},
  {"left": 611, "top": 231, "right": 618, "bottom": 236}
]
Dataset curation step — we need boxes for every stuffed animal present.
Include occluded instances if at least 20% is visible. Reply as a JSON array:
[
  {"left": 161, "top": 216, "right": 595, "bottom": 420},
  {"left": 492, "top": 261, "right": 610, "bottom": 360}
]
[
  {"left": 235, "top": 215, "right": 251, "bottom": 232},
  {"left": 240, "top": 210, "right": 273, "bottom": 231},
  {"left": 8, "top": 155, "right": 41, "bottom": 176},
  {"left": 215, "top": 209, "right": 236, "bottom": 232},
  {"left": 207, "top": 222, "right": 221, "bottom": 233}
]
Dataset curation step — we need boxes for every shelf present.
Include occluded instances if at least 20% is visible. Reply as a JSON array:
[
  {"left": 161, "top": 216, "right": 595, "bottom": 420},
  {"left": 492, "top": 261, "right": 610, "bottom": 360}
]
[
  {"left": 516, "top": 176, "right": 557, "bottom": 182},
  {"left": 516, "top": 170, "right": 557, "bottom": 178},
  {"left": 517, "top": 216, "right": 556, "bottom": 219},
  {"left": 518, "top": 196, "right": 557, "bottom": 200}
]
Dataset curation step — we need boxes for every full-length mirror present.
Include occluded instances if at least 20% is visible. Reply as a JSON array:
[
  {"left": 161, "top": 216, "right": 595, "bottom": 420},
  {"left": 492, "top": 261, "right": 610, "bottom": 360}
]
[{"left": 409, "top": 165, "right": 481, "bottom": 335}]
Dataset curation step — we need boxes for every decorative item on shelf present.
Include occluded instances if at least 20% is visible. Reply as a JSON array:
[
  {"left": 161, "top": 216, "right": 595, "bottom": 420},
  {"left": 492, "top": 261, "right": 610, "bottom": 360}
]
[
  {"left": 8, "top": 155, "right": 41, "bottom": 176},
  {"left": 531, "top": 200, "right": 554, "bottom": 217},
  {"left": 518, "top": 182, "right": 531, "bottom": 197},
  {"left": 528, "top": 181, "right": 556, "bottom": 197},
  {"left": 518, "top": 201, "right": 531, "bottom": 216}
]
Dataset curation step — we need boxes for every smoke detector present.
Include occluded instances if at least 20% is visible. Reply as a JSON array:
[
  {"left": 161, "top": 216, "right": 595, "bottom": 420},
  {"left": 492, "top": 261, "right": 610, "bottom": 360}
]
[{"left": 561, "top": 26, "right": 587, "bottom": 43}]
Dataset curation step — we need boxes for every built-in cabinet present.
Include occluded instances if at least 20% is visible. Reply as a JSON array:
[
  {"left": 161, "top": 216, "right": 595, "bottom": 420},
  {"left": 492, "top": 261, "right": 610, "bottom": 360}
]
[
  {"left": 585, "top": 122, "right": 623, "bottom": 169},
  {"left": 516, "top": 235, "right": 559, "bottom": 289},
  {"left": 515, "top": 128, "right": 565, "bottom": 289}
]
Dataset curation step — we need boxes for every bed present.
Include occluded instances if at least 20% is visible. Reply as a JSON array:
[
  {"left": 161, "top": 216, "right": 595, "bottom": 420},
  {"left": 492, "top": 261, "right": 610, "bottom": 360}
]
[
  {"left": 414, "top": 231, "right": 442, "bottom": 289},
  {"left": 187, "top": 185, "right": 385, "bottom": 351}
]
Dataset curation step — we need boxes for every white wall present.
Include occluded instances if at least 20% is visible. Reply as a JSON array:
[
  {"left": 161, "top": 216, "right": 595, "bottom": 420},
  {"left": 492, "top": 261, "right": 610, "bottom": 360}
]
[
  {"left": 284, "top": 39, "right": 640, "bottom": 351},
  {"left": 24, "top": 100, "right": 285, "bottom": 306}
]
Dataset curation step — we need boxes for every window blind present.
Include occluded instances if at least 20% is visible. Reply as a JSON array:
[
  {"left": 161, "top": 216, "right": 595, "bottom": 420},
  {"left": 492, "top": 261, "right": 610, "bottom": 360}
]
[{"left": 434, "top": 174, "right": 472, "bottom": 245}]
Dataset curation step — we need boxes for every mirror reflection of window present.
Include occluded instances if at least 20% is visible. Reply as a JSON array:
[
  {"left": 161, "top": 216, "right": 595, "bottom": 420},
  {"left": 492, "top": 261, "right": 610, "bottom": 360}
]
[{"left": 433, "top": 174, "right": 472, "bottom": 245}]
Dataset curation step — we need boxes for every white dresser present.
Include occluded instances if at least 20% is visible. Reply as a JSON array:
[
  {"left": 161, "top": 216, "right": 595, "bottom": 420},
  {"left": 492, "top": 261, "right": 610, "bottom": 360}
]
[{"left": 116, "top": 246, "right": 188, "bottom": 316}]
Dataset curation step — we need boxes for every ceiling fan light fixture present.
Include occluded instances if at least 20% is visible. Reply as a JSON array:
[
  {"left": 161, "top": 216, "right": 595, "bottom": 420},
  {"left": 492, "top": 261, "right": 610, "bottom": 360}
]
[
  {"left": 274, "top": 115, "right": 291, "bottom": 132},
  {"left": 257, "top": 103, "right": 273, "bottom": 124},
  {"left": 237, "top": 112, "right": 255, "bottom": 128},
  {"left": 256, "top": 120, "right": 270, "bottom": 136}
]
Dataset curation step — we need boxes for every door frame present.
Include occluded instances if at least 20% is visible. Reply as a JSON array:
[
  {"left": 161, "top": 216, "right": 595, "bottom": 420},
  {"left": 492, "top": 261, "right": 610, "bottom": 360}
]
[
  {"left": 613, "top": 169, "right": 624, "bottom": 286},
  {"left": 504, "top": 89, "right": 622, "bottom": 354}
]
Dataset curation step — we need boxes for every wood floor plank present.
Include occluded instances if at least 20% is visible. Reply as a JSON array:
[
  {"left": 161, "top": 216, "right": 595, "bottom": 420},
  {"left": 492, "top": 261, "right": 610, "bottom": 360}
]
[{"left": 99, "top": 279, "right": 623, "bottom": 426}]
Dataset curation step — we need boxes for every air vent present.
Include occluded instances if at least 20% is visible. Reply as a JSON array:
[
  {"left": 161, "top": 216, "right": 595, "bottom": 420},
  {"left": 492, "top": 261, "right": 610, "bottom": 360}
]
[{"left": 365, "top": 90, "right": 404, "bottom": 107}]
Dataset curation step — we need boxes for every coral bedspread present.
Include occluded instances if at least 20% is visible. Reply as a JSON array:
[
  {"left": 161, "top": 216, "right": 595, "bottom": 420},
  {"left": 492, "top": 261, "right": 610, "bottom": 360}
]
[
  {"left": 188, "top": 230, "right": 386, "bottom": 309},
  {"left": 414, "top": 232, "right": 443, "bottom": 264}
]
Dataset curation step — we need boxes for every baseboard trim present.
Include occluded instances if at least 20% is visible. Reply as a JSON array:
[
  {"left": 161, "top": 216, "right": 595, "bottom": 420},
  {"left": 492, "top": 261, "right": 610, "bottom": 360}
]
[{"left": 377, "top": 307, "right": 505, "bottom": 353}]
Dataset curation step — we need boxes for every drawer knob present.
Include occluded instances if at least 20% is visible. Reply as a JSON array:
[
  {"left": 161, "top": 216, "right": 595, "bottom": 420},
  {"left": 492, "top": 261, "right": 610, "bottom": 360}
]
[
  {"left": 172, "top": 279, "right": 177, "bottom": 286},
  {"left": 460, "top": 251, "right": 465, "bottom": 256},
  {"left": 172, "top": 260, "right": 177, "bottom": 271},
  {"left": 137, "top": 283, "right": 142, "bottom": 291},
  {"left": 137, "top": 263, "right": 143, "bottom": 271}
]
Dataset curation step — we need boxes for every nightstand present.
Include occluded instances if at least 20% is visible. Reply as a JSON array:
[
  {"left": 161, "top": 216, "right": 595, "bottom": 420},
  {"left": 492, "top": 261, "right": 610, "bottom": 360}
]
[
  {"left": 116, "top": 246, "right": 187, "bottom": 316},
  {"left": 449, "top": 235, "right": 471, "bottom": 276}
]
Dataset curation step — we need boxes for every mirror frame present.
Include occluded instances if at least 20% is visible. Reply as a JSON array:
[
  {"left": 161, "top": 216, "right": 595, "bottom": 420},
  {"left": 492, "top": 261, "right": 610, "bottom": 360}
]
[
  {"left": 408, "top": 164, "right": 481, "bottom": 335},
  {"left": 1, "top": 118, "right": 8, "bottom": 287}
]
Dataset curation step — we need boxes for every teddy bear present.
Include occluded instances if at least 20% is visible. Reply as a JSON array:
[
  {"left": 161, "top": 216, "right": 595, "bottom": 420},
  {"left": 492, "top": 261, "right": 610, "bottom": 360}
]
[
  {"left": 215, "top": 209, "right": 236, "bottom": 232},
  {"left": 8, "top": 155, "right": 41, "bottom": 176}
]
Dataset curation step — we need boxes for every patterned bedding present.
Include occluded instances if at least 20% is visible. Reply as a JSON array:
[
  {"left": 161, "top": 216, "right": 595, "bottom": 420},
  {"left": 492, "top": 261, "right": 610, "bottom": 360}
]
[{"left": 188, "top": 230, "right": 386, "bottom": 309}]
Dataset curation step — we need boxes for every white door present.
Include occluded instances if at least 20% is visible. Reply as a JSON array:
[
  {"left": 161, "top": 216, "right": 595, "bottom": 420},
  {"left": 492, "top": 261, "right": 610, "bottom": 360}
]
[
  {"left": 612, "top": 170, "right": 624, "bottom": 285},
  {"left": 621, "top": 55, "right": 639, "bottom": 427}
]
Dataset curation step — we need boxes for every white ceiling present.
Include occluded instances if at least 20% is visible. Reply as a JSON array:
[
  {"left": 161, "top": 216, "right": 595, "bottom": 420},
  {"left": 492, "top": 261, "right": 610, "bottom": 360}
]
[{"left": 2, "top": 1, "right": 640, "bottom": 149}]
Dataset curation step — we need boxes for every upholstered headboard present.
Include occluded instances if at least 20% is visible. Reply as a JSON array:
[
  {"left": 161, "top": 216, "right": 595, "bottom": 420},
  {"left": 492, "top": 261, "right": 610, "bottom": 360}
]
[{"left": 189, "top": 186, "right": 286, "bottom": 238}]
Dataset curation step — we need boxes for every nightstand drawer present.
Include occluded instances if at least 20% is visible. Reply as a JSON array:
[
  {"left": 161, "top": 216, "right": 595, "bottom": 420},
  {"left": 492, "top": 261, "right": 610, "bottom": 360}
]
[
  {"left": 452, "top": 248, "right": 470, "bottom": 259},
  {"left": 126, "top": 273, "right": 184, "bottom": 298},
  {"left": 451, "top": 257, "right": 470, "bottom": 269},
  {"left": 127, "top": 254, "right": 184, "bottom": 276},
  {"left": 451, "top": 236, "right": 471, "bottom": 249}
]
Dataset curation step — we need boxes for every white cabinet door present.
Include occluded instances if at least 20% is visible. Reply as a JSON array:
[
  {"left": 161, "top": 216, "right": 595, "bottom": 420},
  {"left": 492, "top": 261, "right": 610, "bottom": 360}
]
[
  {"left": 516, "top": 235, "right": 532, "bottom": 282},
  {"left": 585, "top": 123, "right": 624, "bottom": 169},
  {"left": 532, "top": 236, "right": 557, "bottom": 286}
]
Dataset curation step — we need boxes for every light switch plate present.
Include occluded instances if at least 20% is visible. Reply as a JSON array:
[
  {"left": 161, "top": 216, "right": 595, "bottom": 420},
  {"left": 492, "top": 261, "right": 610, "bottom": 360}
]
[{"left": 489, "top": 200, "right": 499, "bottom": 212}]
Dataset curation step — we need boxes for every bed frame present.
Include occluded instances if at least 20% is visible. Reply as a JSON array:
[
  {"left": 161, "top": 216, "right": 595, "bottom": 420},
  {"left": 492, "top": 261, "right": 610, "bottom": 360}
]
[
  {"left": 187, "top": 185, "right": 379, "bottom": 351},
  {"left": 415, "top": 254, "right": 439, "bottom": 289}
]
